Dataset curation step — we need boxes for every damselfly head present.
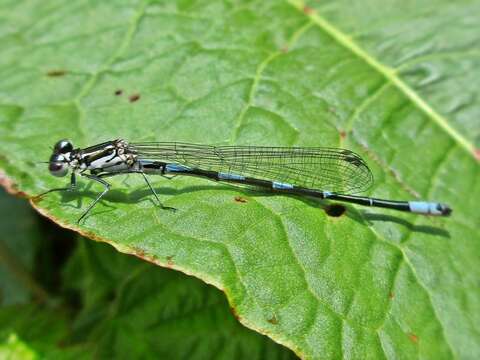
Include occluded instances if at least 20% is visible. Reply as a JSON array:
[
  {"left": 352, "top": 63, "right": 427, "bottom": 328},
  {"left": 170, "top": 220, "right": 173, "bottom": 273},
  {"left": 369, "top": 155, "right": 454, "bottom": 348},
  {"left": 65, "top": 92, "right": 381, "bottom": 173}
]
[
  {"left": 49, "top": 153, "right": 69, "bottom": 177},
  {"left": 53, "top": 139, "right": 73, "bottom": 154},
  {"left": 48, "top": 139, "right": 73, "bottom": 177}
]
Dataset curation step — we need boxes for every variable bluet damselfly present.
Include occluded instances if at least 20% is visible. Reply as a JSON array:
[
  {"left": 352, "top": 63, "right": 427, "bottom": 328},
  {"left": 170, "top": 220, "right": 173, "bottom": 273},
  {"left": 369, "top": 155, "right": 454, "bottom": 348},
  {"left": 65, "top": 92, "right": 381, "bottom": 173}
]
[{"left": 39, "top": 139, "right": 452, "bottom": 222}]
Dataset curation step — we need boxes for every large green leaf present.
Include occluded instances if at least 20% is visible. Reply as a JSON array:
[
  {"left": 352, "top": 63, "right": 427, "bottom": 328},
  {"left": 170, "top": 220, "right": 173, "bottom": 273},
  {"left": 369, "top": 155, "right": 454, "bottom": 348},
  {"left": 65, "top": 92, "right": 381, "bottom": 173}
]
[{"left": 0, "top": 0, "right": 479, "bottom": 358}]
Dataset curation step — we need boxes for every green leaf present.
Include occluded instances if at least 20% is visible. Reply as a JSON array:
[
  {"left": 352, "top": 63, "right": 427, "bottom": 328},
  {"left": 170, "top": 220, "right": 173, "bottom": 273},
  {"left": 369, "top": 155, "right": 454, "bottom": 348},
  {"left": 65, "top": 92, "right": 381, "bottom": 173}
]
[
  {"left": 0, "top": 304, "right": 85, "bottom": 359},
  {"left": 0, "top": 190, "right": 44, "bottom": 305},
  {"left": 0, "top": 334, "right": 35, "bottom": 359},
  {"left": 0, "top": 0, "right": 479, "bottom": 358},
  {"left": 0, "top": 333, "right": 37, "bottom": 360}
]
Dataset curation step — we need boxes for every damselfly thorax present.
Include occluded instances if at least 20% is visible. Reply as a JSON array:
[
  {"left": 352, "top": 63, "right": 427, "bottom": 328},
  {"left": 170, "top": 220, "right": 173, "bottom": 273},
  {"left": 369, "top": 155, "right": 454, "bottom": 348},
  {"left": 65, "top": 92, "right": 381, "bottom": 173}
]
[{"left": 49, "top": 139, "right": 137, "bottom": 176}]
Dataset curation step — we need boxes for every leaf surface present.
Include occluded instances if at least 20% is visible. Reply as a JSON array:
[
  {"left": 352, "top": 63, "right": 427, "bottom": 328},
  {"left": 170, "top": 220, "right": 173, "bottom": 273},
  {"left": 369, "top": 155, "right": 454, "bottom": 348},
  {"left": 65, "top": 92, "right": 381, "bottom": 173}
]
[{"left": 0, "top": 0, "right": 479, "bottom": 358}]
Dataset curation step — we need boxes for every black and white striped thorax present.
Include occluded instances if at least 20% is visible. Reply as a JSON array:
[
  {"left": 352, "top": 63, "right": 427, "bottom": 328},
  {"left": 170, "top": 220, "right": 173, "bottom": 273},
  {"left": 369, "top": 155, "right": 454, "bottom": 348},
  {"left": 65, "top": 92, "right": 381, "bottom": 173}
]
[
  {"left": 49, "top": 139, "right": 138, "bottom": 176},
  {"left": 74, "top": 139, "right": 137, "bottom": 173}
]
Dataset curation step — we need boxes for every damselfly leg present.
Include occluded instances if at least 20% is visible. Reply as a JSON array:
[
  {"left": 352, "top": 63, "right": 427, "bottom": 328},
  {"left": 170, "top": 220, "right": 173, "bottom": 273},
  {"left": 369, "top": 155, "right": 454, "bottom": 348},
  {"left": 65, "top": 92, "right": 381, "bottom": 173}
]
[
  {"left": 78, "top": 171, "right": 176, "bottom": 222},
  {"left": 160, "top": 174, "right": 178, "bottom": 180},
  {"left": 137, "top": 171, "right": 177, "bottom": 212},
  {"left": 77, "top": 174, "right": 111, "bottom": 223}
]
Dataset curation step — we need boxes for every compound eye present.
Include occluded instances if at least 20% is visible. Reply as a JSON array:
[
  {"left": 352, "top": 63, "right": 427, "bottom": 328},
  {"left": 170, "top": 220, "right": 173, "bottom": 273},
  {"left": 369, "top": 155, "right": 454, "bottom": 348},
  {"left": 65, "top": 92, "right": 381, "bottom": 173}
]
[
  {"left": 48, "top": 154, "right": 69, "bottom": 177},
  {"left": 49, "top": 162, "right": 68, "bottom": 177},
  {"left": 54, "top": 139, "right": 73, "bottom": 154}
]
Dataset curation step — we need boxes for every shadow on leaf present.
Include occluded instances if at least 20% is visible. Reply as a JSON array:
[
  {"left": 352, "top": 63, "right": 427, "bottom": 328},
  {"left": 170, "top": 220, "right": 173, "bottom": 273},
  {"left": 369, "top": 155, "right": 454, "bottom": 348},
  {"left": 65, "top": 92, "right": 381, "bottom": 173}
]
[{"left": 41, "top": 180, "right": 450, "bottom": 237}]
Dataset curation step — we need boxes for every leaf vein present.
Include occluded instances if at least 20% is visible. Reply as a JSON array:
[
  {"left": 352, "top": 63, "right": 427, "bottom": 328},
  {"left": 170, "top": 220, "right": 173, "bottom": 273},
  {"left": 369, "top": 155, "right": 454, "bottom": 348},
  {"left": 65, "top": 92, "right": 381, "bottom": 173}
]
[
  {"left": 230, "top": 21, "right": 313, "bottom": 143},
  {"left": 287, "top": 0, "right": 477, "bottom": 159},
  {"left": 364, "top": 221, "right": 456, "bottom": 357}
]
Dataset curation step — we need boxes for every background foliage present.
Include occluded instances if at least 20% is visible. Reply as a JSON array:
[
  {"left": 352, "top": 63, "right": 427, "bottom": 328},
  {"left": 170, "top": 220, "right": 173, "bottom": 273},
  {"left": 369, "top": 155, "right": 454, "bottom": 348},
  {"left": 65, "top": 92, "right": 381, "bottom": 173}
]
[{"left": 0, "top": 0, "right": 479, "bottom": 359}]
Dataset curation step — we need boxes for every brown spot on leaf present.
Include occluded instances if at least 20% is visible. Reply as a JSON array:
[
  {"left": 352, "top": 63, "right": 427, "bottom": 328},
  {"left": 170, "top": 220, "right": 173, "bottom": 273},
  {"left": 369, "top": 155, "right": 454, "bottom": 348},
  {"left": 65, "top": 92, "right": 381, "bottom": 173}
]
[
  {"left": 16, "top": 190, "right": 28, "bottom": 198},
  {"left": 389, "top": 292, "right": 394, "bottom": 300},
  {"left": 234, "top": 196, "right": 247, "bottom": 203},
  {"left": 135, "top": 248, "right": 145, "bottom": 257},
  {"left": 303, "top": 5, "right": 314, "bottom": 14},
  {"left": 166, "top": 255, "right": 174, "bottom": 267},
  {"left": 267, "top": 315, "right": 278, "bottom": 325},
  {"left": 129, "top": 94, "right": 140, "bottom": 102},
  {"left": 230, "top": 307, "right": 241, "bottom": 321},
  {"left": 0, "top": 170, "right": 26, "bottom": 197},
  {"left": 114, "top": 89, "right": 123, "bottom": 96},
  {"left": 136, "top": 253, "right": 158, "bottom": 265},
  {"left": 281, "top": 45, "right": 289, "bottom": 53},
  {"left": 339, "top": 130, "right": 346, "bottom": 139},
  {"left": 474, "top": 148, "right": 480, "bottom": 162},
  {"left": 46, "top": 70, "right": 67, "bottom": 77},
  {"left": 409, "top": 333, "right": 418, "bottom": 343},
  {"left": 325, "top": 204, "right": 346, "bottom": 217}
]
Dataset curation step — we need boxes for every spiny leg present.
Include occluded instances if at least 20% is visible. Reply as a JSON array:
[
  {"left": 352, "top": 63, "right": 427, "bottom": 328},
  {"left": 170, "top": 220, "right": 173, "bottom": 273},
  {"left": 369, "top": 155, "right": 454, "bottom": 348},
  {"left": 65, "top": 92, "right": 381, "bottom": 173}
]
[
  {"left": 77, "top": 174, "right": 111, "bottom": 223},
  {"left": 96, "top": 170, "right": 177, "bottom": 212},
  {"left": 34, "top": 173, "right": 77, "bottom": 199},
  {"left": 139, "top": 172, "right": 177, "bottom": 212}
]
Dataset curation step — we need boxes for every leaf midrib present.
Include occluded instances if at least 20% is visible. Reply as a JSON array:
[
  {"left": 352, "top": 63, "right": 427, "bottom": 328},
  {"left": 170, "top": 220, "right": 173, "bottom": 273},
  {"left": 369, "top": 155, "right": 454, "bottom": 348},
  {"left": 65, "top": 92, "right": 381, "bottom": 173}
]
[{"left": 287, "top": 0, "right": 475, "bottom": 159}]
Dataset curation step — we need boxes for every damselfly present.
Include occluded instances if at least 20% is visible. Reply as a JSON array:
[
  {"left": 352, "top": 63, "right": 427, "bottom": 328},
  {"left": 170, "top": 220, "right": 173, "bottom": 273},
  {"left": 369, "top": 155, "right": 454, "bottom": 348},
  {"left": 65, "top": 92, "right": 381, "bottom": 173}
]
[{"left": 39, "top": 139, "right": 451, "bottom": 222}]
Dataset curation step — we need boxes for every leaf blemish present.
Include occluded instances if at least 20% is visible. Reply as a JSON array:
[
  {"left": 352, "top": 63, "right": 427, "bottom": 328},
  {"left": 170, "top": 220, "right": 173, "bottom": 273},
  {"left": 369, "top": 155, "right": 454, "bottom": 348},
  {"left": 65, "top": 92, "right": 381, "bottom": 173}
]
[
  {"left": 267, "top": 315, "right": 279, "bottom": 325},
  {"left": 303, "top": 5, "right": 315, "bottom": 15},
  {"left": 46, "top": 70, "right": 67, "bottom": 77},
  {"left": 409, "top": 333, "right": 418, "bottom": 343},
  {"left": 339, "top": 130, "right": 346, "bottom": 139},
  {"left": 234, "top": 196, "right": 247, "bottom": 203},
  {"left": 129, "top": 94, "right": 141, "bottom": 102},
  {"left": 166, "top": 255, "right": 174, "bottom": 267},
  {"left": 0, "top": 172, "right": 26, "bottom": 197},
  {"left": 325, "top": 204, "right": 346, "bottom": 217},
  {"left": 114, "top": 89, "right": 123, "bottom": 96},
  {"left": 474, "top": 148, "right": 480, "bottom": 161},
  {"left": 230, "top": 307, "right": 241, "bottom": 321},
  {"left": 134, "top": 248, "right": 145, "bottom": 257}
]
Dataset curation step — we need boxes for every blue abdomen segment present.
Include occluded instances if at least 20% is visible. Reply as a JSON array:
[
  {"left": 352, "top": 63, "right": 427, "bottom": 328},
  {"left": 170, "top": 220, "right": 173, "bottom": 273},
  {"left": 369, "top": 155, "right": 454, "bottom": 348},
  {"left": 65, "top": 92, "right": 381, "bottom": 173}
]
[
  {"left": 218, "top": 172, "right": 245, "bottom": 181},
  {"left": 165, "top": 163, "right": 192, "bottom": 173},
  {"left": 272, "top": 181, "right": 294, "bottom": 190},
  {"left": 408, "top": 201, "right": 449, "bottom": 215}
]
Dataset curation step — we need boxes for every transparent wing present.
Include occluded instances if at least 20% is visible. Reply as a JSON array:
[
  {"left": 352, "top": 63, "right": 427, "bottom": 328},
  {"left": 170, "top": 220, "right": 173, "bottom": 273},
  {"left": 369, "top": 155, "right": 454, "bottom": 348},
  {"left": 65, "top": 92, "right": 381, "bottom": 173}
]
[{"left": 129, "top": 142, "right": 373, "bottom": 194}]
